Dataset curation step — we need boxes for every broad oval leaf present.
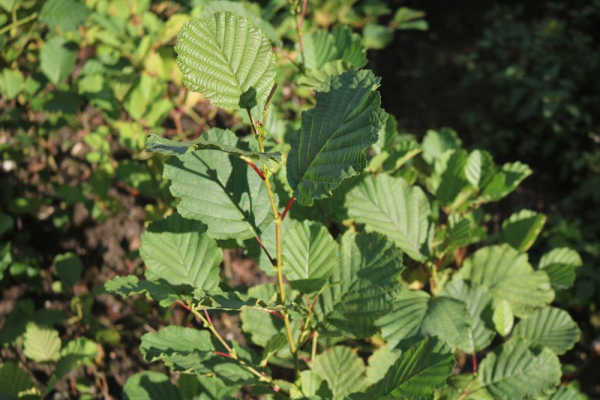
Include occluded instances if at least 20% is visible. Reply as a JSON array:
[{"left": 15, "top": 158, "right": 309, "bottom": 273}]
[
  {"left": 312, "top": 346, "right": 369, "bottom": 400},
  {"left": 492, "top": 300, "right": 514, "bottom": 337},
  {"left": 512, "top": 307, "right": 580, "bottom": 354},
  {"left": 39, "top": 0, "right": 90, "bottom": 31},
  {"left": 454, "top": 245, "right": 554, "bottom": 318},
  {"left": 140, "top": 213, "right": 222, "bottom": 290},
  {"left": 0, "top": 362, "right": 35, "bottom": 398},
  {"left": 465, "top": 150, "right": 495, "bottom": 190},
  {"left": 477, "top": 161, "right": 532, "bottom": 204},
  {"left": 164, "top": 129, "right": 275, "bottom": 240},
  {"left": 313, "top": 231, "right": 404, "bottom": 338},
  {"left": 501, "top": 209, "right": 546, "bottom": 252},
  {"left": 123, "top": 371, "right": 182, "bottom": 400},
  {"left": 287, "top": 69, "right": 387, "bottom": 205},
  {"left": 441, "top": 280, "right": 495, "bottom": 353},
  {"left": 478, "top": 339, "right": 561, "bottom": 399},
  {"left": 282, "top": 220, "right": 337, "bottom": 293},
  {"left": 421, "top": 128, "right": 462, "bottom": 165},
  {"left": 365, "top": 337, "right": 455, "bottom": 400},
  {"left": 175, "top": 12, "right": 276, "bottom": 110},
  {"left": 23, "top": 323, "right": 61, "bottom": 363},
  {"left": 146, "top": 130, "right": 282, "bottom": 163},
  {"left": 377, "top": 290, "right": 471, "bottom": 351},
  {"left": 346, "top": 174, "right": 431, "bottom": 261},
  {"left": 40, "top": 37, "right": 77, "bottom": 85},
  {"left": 538, "top": 248, "right": 582, "bottom": 290}
]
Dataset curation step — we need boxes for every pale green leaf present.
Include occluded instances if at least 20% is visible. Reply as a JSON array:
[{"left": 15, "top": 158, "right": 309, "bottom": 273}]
[
  {"left": 23, "top": 324, "right": 61, "bottom": 363},
  {"left": 287, "top": 69, "right": 387, "bottom": 206},
  {"left": 297, "top": 60, "right": 352, "bottom": 89},
  {"left": 366, "top": 337, "right": 455, "bottom": 400},
  {"left": 123, "top": 371, "right": 182, "bottom": 400},
  {"left": 492, "top": 300, "right": 514, "bottom": 337},
  {"left": 421, "top": 128, "right": 462, "bottom": 165},
  {"left": 478, "top": 339, "right": 561, "bottom": 399},
  {"left": 366, "top": 345, "right": 401, "bottom": 385},
  {"left": 381, "top": 139, "right": 422, "bottom": 173},
  {"left": 146, "top": 130, "right": 282, "bottom": 163},
  {"left": 313, "top": 231, "right": 404, "bottom": 338},
  {"left": 291, "top": 370, "right": 333, "bottom": 399},
  {"left": 178, "top": 374, "right": 239, "bottom": 400},
  {"left": 377, "top": 290, "right": 471, "bottom": 351},
  {"left": 394, "top": 7, "right": 429, "bottom": 31},
  {"left": 312, "top": 346, "right": 369, "bottom": 400},
  {"left": 538, "top": 248, "right": 582, "bottom": 290},
  {"left": 441, "top": 280, "right": 495, "bottom": 353},
  {"left": 478, "top": 162, "right": 532, "bottom": 203},
  {"left": 105, "top": 275, "right": 183, "bottom": 307},
  {"left": 465, "top": 150, "right": 495, "bottom": 190},
  {"left": 140, "top": 327, "right": 214, "bottom": 371},
  {"left": 512, "top": 307, "right": 580, "bottom": 354},
  {"left": 175, "top": 12, "right": 276, "bottom": 110},
  {"left": 0, "top": 362, "right": 35, "bottom": 398},
  {"left": 53, "top": 252, "right": 83, "bottom": 287},
  {"left": 40, "top": 37, "right": 77, "bottom": 85},
  {"left": 261, "top": 333, "right": 287, "bottom": 366},
  {"left": 431, "top": 149, "right": 472, "bottom": 208},
  {"left": 301, "top": 30, "right": 339, "bottom": 69},
  {"left": 455, "top": 245, "right": 554, "bottom": 318},
  {"left": 501, "top": 209, "right": 546, "bottom": 252},
  {"left": 346, "top": 174, "right": 431, "bottom": 261},
  {"left": 140, "top": 213, "right": 222, "bottom": 290},
  {"left": 372, "top": 113, "right": 399, "bottom": 154},
  {"left": 546, "top": 387, "right": 587, "bottom": 400},
  {"left": 282, "top": 220, "right": 337, "bottom": 293},
  {"left": 164, "top": 129, "right": 275, "bottom": 240},
  {"left": 39, "top": 0, "right": 90, "bottom": 31},
  {"left": 0, "top": 69, "right": 23, "bottom": 100}
]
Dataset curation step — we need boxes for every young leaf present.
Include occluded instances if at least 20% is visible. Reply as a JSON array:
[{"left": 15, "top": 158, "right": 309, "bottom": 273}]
[
  {"left": 465, "top": 150, "right": 495, "bottom": 190},
  {"left": 282, "top": 220, "right": 337, "bottom": 293},
  {"left": 512, "top": 307, "right": 580, "bottom": 354},
  {"left": 454, "top": 245, "right": 554, "bottom": 318},
  {"left": 421, "top": 128, "right": 462, "bottom": 165},
  {"left": 140, "top": 213, "right": 222, "bottom": 290},
  {"left": 313, "top": 232, "right": 404, "bottom": 338},
  {"left": 363, "top": 337, "right": 455, "bottom": 400},
  {"left": 478, "top": 339, "right": 561, "bottom": 399},
  {"left": 538, "top": 248, "right": 583, "bottom": 290},
  {"left": 146, "top": 130, "right": 282, "bottom": 163},
  {"left": 287, "top": 69, "right": 387, "bottom": 205},
  {"left": 478, "top": 162, "right": 532, "bottom": 203},
  {"left": 501, "top": 209, "right": 546, "bottom": 252},
  {"left": 23, "top": 323, "right": 61, "bottom": 363},
  {"left": 175, "top": 12, "right": 276, "bottom": 110},
  {"left": 345, "top": 174, "right": 431, "bottom": 261},
  {"left": 164, "top": 129, "right": 275, "bottom": 240},
  {"left": 301, "top": 30, "right": 339, "bottom": 69},
  {"left": 40, "top": 37, "right": 77, "bottom": 85},
  {"left": 0, "top": 362, "right": 36, "bottom": 398},
  {"left": 123, "top": 371, "right": 182, "bottom": 400},
  {"left": 140, "top": 327, "right": 215, "bottom": 371},
  {"left": 376, "top": 290, "right": 471, "bottom": 351},
  {"left": 492, "top": 300, "right": 514, "bottom": 337},
  {"left": 311, "top": 346, "right": 369, "bottom": 400},
  {"left": 441, "top": 280, "right": 496, "bottom": 353},
  {"left": 105, "top": 275, "right": 183, "bottom": 307}
]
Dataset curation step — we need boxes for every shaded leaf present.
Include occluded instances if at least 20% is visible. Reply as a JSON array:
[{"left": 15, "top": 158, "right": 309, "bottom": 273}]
[
  {"left": 140, "top": 327, "right": 214, "bottom": 371},
  {"left": 0, "top": 362, "right": 35, "bottom": 397},
  {"left": 53, "top": 252, "right": 83, "bottom": 287},
  {"left": 421, "top": 128, "right": 462, "bottom": 165},
  {"left": 538, "top": 248, "right": 582, "bottom": 290},
  {"left": 501, "top": 210, "right": 546, "bottom": 252},
  {"left": 512, "top": 307, "right": 580, "bottom": 354},
  {"left": 123, "top": 371, "right": 182, "bottom": 400},
  {"left": 105, "top": 276, "right": 184, "bottom": 307}
]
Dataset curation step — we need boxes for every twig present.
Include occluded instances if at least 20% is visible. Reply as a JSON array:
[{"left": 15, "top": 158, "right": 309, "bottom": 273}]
[
  {"left": 0, "top": 12, "right": 37, "bottom": 36},
  {"left": 281, "top": 197, "right": 295, "bottom": 221},
  {"left": 240, "top": 156, "right": 266, "bottom": 181},
  {"left": 254, "top": 234, "right": 276, "bottom": 266}
]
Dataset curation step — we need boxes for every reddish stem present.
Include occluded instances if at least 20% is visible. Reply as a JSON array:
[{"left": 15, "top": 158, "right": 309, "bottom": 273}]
[
  {"left": 243, "top": 158, "right": 266, "bottom": 181},
  {"left": 300, "top": 331, "right": 315, "bottom": 350},
  {"left": 299, "top": 0, "right": 307, "bottom": 29},
  {"left": 258, "top": 308, "right": 285, "bottom": 321},
  {"left": 254, "top": 234, "right": 276, "bottom": 266},
  {"left": 176, "top": 300, "right": 191, "bottom": 312},
  {"left": 280, "top": 196, "right": 295, "bottom": 221},
  {"left": 204, "top": 309, "right": 213, "bottom": 325},
  {"left": 216, "top": 351, "right": 232, "bottom": 358},
  {"left": 473, "top": 353, "right": 478, "bottom": 373}
]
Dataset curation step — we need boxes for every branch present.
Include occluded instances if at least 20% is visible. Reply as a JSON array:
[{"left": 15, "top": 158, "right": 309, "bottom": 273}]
[{"left": 281, "top": 196, "right": 295, "bottom": 221}]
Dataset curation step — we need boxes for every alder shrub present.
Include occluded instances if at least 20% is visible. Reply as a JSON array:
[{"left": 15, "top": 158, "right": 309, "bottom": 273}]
[{"left": 107, "top": 11, "right": 584, "bottom": 400}]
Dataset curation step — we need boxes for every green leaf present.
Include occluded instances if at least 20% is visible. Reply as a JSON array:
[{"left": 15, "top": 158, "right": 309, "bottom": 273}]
[
  {"left": 454, "top": 245, "right": 554, "bottom": 318},
  {"left": 332, "top": 26, "right": 368, "bottom": 69},
  {"left": 366, "top": 345, "right": 401, "bottom": 385},
  {"left": 312, "top": 346, "right": 369, "bottom": 400},
  {"left": 140, "top": 327, "right": 214, "bottom": 371},
  {"left": 140, "top": 213, "right": 222, "bottom": 290},
  {"left": 287, "top": 69, "right": 387, "bottom": 206},
  {"left": 366, "top": 338, "right": 455, "bottom": 400},
  {"left": 346, "top": 174, "right": 431, "bottom": 261},
  {"left": 538, "top": 248, "right": 582, "bottom": 290},
  {"left": 123, "top": 371, "right": 182, "bottom": 400},
  {"left": 105, "top": 276, "right": 185, "bottom": 307},
  {"left": 282, "top": 220, "right": 337, "bottom": 293},
  {"left": 464, "top": 150, "right": 495, "bottom": 190},
  {"left": 261, "top": 333, "right": 287, "bottom": 366},
  {"left": 313, "top": 232, "right": 404, "bottom": 338},
  {"left": 478, "top": 339, "right": 561, "bottom": 399},
  {"left": 39, "top": 0, "right": 90, "bottom": 31},
  {"left": 372, "top": 113, "right": 399, "bottom": 154},
  {"left": 23, "top": 324, "right": 61, "bottom": 363},
  {"left": 434, "top": 374, "right": 494, "bottom": 400},
  {"left": 175, "top": 12, "right": 276, "bottom": 110},
  {"left": 53, "top": 252, "right": 83, "bottom": 287},
  {"left": 0, "top": 362, "right": 35, "bottom": 397},
  {"left": 478, "top": 162, "right": 532, "bottom": 203},
  {"left": 377, "top": 290, "right": 471, "bottom": 351},
  {"left": 194, "top": 288, "right": 284, "bottom": 312},
  {"left": 164, "top": 129, "right": 275, "bottom": 240},
  {"left": 178, "top": 374, "right": 239, "bottom": 400},
  {"left": 441, "top": 280, "right": 495, "bottom": 353},
  {"left": 0, "top": 242, "right": 11, "bottom": 281},
  {"left": 492, "top": 300, "right": 514, "bottom": 337},
  {"left": 291, "top": 370, "right": 333, "bottom": 399},
  {"left": 40, "top": 37, "right": 77, "bottom": 85},
  {"left": 146, "top": 130, "right": 282, "bottom": 163},
  {"left": 0, "top": 212, "right": 13, "bottom": 236},
  {"left": 501, "top": 210, "right": 546, "bottom": 252},
  {"left": 297, "top": 60, "right": 352, "bottom": 89},
  {"left": 546, "top": 386, "right": 587, "bottom": 400},
  {"left": 301, "top": 30, "right": 339, "bottom": 69},
  {"left": 0, "top": 69, "right": 24, "bottom": 100},
  {"left": 512, "top": 307, "right": 580, "bottom": 355},
  {"left": 394, "top": 7, "right": 429, "bottom": 31},
  {"left": 55, "top": 338, "right": 98, "bottom": 379},
  {"left": 421, "top": 128, "right": 462, "bottom": 165},
  {"left": 381, "top": 139, "right": 422, "bottom": 173},
  {"left": 431, "top": 149, "right": 472, "bottom": 208}
]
